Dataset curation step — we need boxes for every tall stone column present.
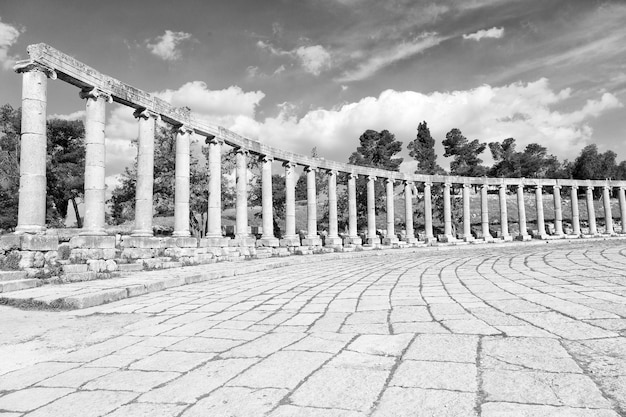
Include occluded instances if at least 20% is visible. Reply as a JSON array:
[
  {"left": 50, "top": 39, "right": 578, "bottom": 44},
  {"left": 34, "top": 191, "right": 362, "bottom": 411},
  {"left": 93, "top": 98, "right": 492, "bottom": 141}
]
[
  {"left": 205, "top": 136, "right": 227, "bottom": 245},
  {"left": 619, "top": 187, "right": 626, "bottom": 234},
  {"left": 366, "top": 175, "right": 380, "bottom": 245},
  {"left": 481, "top": 184, "right": 493, "bottom": 241},
  {"left": 535, "top": 185, "right": 547, "bottom": 239},
  {"left": 570, "top": 185, "right": 581, "bottom": 236},
  {"left": 302, "top": 166, "right": 322, "bottom": 246},
  {"left": 499, "top": 184, "right": 511, "bottom": 241},
  {"left": 516, "top": 184, "right": 530, "bottom": 240},
  {"left": 345, "top": 173, "right": 361, "bottom": 245},
  {"left": 14, "top": 62, "right": 56, "bottom": 234},
  {"left": 325, "top": 170, "right": 343, "bottom": 246},
  {"left": 79, "top": 87, "right": 111, "bottom": 236},
  {"left": 586, "top": 186, "right": 597, "bottom": 236},
  {"left": 603, "top": 186, "right": 614, "bottom": 235},
  {"left": 132, "top": 108, "right": 159, "bottom": 237},
  {"left": 258, "top": 155, "right": 278, "bottom": 246},
  {"left": 172, "top": 125, "right": 192, "bottom": 238},
  {"left": 462, "top": 184, "right": 473, "bottom": 242},
  {"left": 402, "top": 180, "right": 417, "bottom": 244},
  {"left": 234, "top": 148, "right": 255, "bottom": 246},
  {"left": 383, "top": 178, "right": 398, "bottom": 245},
  {"left": 280, "top": 162, "right": 299, "bottom": 246},
  {"left": 441, "top": 182, "right": 455, "bottom": 242},
  {"left": 424, "top": 182, "right": 435, "bottom": 243},
  {"left": 552, "top": 185, "right": 564, "bottom": 237}
]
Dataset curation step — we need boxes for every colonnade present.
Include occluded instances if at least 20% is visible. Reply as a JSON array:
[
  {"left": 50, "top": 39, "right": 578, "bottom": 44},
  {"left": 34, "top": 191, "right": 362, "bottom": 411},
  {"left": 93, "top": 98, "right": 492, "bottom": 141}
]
[{"left": 11, "top": 44, "right": 626, "bottom": 251}]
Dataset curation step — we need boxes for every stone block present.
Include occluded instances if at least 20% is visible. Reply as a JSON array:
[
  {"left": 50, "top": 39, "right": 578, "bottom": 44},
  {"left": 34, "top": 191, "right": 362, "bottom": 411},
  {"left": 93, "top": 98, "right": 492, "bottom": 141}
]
[
  {"left": 301, "top": 237, "right": 323, "bottom": 246},
  {"left": 117, "top": 263, "right": 144, "bottom": 272},
  {"left": 63, "top": 264, "right": 89, "bottom": 273},
  {"left": 121, "top": 236, "right": 164, "bottom": 249},
  {"left": 87, "top": 259, "right": 108, "bottom": 273},
  {"left": 324, "top": 236, "right": 343, "bottom": 246},
  {"left": 343, "top": 236, "right": 362, "bottom": 245},
  {"left": 230, "top": 237, "right": 257, "bottom": 247},
  {"left": 400, "top": 236, "right": 419, "bottom": 244},
  {"left": 279, "top": 237, "right": 301, "bottom": 247},
  {"left": 0, "top": 278, "right": 40, "bottom": 293},
  {"left": 69, "top": 235, "right": 116, "bottom": 249},
  {"left": 256, "top": 237, "right": 279, "bottom": 247},
  {"left": 382, "top": 236, "right": 400, "bottom": 245},
  {"left": 162, "top": 237, "right": 198, "bottom": 248},
  {"left": 515, "top": 234, "right": 532, "bottom": 241},
  {"left": 0, "top": 235, "right": 22, "bottom": 250},
  {"left": 18, "top": 252, "right": 35, "bottom": 269},
  {"left": 0, "top": 271, "right": 27, "bottom": 281},
  {"left": 20, "top": 235, "right": 59, "bottom": 251},
  {"left": 199, "top": 237, "right": 231, "bottom": 247},
  {"left": 64, "top": 271, "right": 98, "bottom": 282},
  {"left": 121, "top": 248, "right": 157, "bottom": 260}
]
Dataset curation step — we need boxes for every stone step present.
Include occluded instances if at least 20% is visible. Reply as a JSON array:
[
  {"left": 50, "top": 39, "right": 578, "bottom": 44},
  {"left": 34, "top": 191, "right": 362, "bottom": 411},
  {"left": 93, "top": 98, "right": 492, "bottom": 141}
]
[
  {"left": 0, "top": 271, "right": 27, "bottom": 281},
  {"left": 0, "top": 279, "right": 41, "bottom": 293},
  {"left": 63, "top": 272, "right": 98, "bottom": 283},
  {"left": 62, "top": 264, "right": 89, "bottom": 274},
  {"left": 117, "top": 263, "right": 144, "bottom": 272}
]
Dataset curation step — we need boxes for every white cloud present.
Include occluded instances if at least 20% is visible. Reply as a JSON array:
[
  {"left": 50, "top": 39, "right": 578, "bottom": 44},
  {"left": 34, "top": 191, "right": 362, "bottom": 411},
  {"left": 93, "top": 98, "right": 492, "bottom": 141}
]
[
  {"left": 0, "top": 17, "right": 22, "bottom": 70},
  {"left": 463, "top": 27, "right": 505, "bottom": 41},
  {"left": 147, "top": 30, "right": 194, "bottom": 61},
  {"left": 48, "top": 110, "right": 85, "bottom": 121},
  {"left": 257, "top": 41, "right": 332, "bottom": 76},
  {"left": 229, "top": 79, "right": 622, "bottom": 166},
  {"left": 337, "top": 33, "right": 445, "bottom": 82}
]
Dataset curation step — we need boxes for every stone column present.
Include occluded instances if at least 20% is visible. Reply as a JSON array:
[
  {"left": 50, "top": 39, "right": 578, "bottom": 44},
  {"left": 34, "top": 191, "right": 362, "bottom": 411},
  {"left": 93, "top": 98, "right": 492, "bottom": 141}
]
[
  {"left": 441, "top": 182, "right": 455, "bottom": 242},
  {"left": 258, "top": 155, "right": 278, "bottom": 246},
  {"left": 619, "top": 187, "right": 626, "bottom": 234},
  {"left": 535, "top": 185, "right": 547, "bottom": 239},
  {"left": 586, "top": 186, "right": 597, "bottom": 236},
  {"left": 481, "top": 184, "right": 493, "bottom": 241},
  {"left": 462, "top": 184, "right": 473, "bottom": 242},
  {"left": 383, "top": 178, "right": 398, "bottom": 245},
  {"left": 132, "top": 108, "right": 159, "bottom": 237},
  {"left": 234, "top": 148, "right": 255, "bottom": 246},
  {"left": 424, "top": 182, "right": 435, "bottom": 243},
  {"left": 570, "top": 185, "right": 581, "bottom": 236},
  {"left": 280, "top": 162, "right": 299, "bottom": 246},
  {"left": 345, "top": 173, "right": 361, "bottom": 245},
  {"left": 79, "top": 87, "right": 111, "bottom": 236},
  {"left": 366, "top": 175, "right": 380, "bottom": 245},
  {"left": 402, "top": 180, "right": 417, "bottom": 244},
  {"left": 171, "top": 125, "right": 192, "bottom": 238},
  {"left": 552, "top": 185, "right": 564, "bottom": 237},
  {"left": 603, "top": 186, "right": 614, "bottom": 235},
  {"left": 516, "top": 184, "right": 530, "bottom": 240},
  {"left": 325, "top": 170, "right": 343, "bottom": 246},
  {"left": 302, "top": 166, "right": 322, "bottom": 246},
  {"left": 204, "top": 136, "right": 227, "bottom": 245},
  {"left": 14, "top": 62, "right": 56, "bottom": 234},
  {"left": 499, "top": 184, "right": 511, "bottom": 241}
]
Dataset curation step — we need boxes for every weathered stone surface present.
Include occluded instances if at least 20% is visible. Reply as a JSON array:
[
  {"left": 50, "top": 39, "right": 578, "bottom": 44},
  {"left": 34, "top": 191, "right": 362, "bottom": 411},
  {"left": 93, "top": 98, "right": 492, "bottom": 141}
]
[
  {"left": 83, "top": 370, "right": 180, "bottom": 392},
  {"left": 481, "top": 402, "right": 619, "bottom": 417},
  {"left": 373, "top": 387, "right": 477, "bottom": 417},
  {"left": 122, "top": 236, "right": 164, "bottom": 248},
  {"left": 404, "top": 334, "right": 478, "bottom": 363},
  {"left": 0, "top": 234, "right": 22, "bottom": 250},
  {"left": 69, "top": 235, "right": 115, "bottom": 249},
  {"left": 391, "top": 360, "right": 477, "bottom": 392},
  {"left": 25, "top": 390, "right": 137, "bottom": 417},
  {"left": 0, "top": 387, "right": 73, "bottom": 412},
  {"left": 20, "top": 234, "right": 59, "bottom": 251},
  {"left": 181, "top": 387, "right": 288, "bottom": 417}
]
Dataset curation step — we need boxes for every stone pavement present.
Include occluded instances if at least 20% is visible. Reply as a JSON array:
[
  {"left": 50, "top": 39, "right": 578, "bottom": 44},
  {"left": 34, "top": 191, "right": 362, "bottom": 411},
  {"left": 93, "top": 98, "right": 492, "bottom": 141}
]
[{"left": 1, "top": 241, "right": 626, "bottom": 416}]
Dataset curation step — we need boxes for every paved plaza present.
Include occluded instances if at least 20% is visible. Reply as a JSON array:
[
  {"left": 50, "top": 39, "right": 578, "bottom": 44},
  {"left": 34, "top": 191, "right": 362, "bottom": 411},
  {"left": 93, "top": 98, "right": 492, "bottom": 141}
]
[{"left": 1, "top": 240, "right": 626, "bottom": 416}]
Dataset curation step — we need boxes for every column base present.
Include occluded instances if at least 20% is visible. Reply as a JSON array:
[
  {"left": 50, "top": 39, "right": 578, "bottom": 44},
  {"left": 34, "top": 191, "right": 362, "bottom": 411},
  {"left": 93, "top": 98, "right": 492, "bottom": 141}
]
[
  {"left": 324, "top": 236, "right": 344, "bottom": 246},
  {"left": 69, "top": 235, "right": 116, "bottom": 249},
  {"left": 231, "top": 237, "right": 257, "bottom": 247},
  {"left": 199, "top": 237, "right": 231, "bottom": 247},
  {"left": 163, "top": 237, "right": 198, "bottom": 248},
  {"left": 172, "top": 231, "right": 191, "bottom": 238},
  {"left": 79, "top": 229, "right": 107, "bottom": 236},
  {"left": 302, "top": 237, "right": 323, "bottom": 246},
  {"left": 401, "top": 236, "right": 419, "bottom": 244},
  {"left": 14, "top": 225, "right": 46, "bottom": 234},
  {"left": 423, "top": 236, "right": 438, "bottom": 244},
  {"left": 364, "top": 236, "right": 381, "bottom": 246},
  {"left": 516, "top": 234, "right": 532, "bottom": 241},
  {"left": 280, "top": 237, "right": 301, "bottom": 247},
  {"left": 463, "top": 236, "right": 475, "bottom": 242},
  {"left": 257, "top": 237, "right": 280, "bottom": 247},
  {"left": 500, "top": 235, "right": 514, "bottom": 242},
  {"left": 482, "top": 235, "right": 494, "bottom": 242},
  {"left": 131, "top": 229, "right": 153, "bottom": 237},
  {"left": 565, "top": 233, "right": 581, "bottom": 239},
  {"left": 343, "top": 236, "right": 362, "bottom": 245},
  {"left": 438, "top": 235, "right": 456, "bottom": 243},
  {"left": 382, "top": 236, "right": 399, "bottom": 245}
]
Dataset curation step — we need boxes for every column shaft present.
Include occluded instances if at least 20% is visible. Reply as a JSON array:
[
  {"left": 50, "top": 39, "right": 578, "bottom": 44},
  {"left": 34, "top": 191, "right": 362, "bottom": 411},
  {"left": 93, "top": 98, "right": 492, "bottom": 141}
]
[
  {"left": 235, "top": 149, "right": 249, "bottom": 238},
  {"left": 80, "top": 88, "right": 110, "bottom": 236},
  {"left": 259, "top": 156, "right": 277, "bottom": 244},
  {"left": 424, "top": 182, "right": 434, "bottom": 241},
  {"left": 15, "top": 64, "right": 55, "bottom": 233},
  {"left": 366, "top": 176, "right": 379, "bottom": 244},
  {"left": 619, "top": 187, "right": 626, "bottom": 234},
  {"left": 132, "top": 109, "right": 158, "bottom": 237},
  {"left": 463, "top": 184, "right": 472, "bottom": 241},
  {"left": 516, "top": 185, "right": 529, "bottom": 240},
  {"left": 384, "top": 178, "right": 397, "bottom": 244},
  {"left": 535, "top": 186, "right": 546, "bottom": 239},
  {"left": 570, "top": 186, "right": 580, "bottom": 235},
  {"left": 603, "top": 186, "right": 614, "bottom": 235},
  {"left": 403, "top": 181, "right": 416, "bottom": 242},
  {"left": 283, "top": 162, "right": 297, "bottom": 239},
  {"left": 553, "top": 185, "right": 564, "bottom": 237},
  {"left": 327, "top": 171, "right": 339, "bottom": 239},
  {"left": 306, "top": 167, "right": 318, "bottom": 239},
  {"left": 172, "top": 126, "right": 191, "bottom": 237},
  {"left": 499, "top": 185, "right": 510, "bottom": 240},
  {"left": 481, "top": 184, "right": 492, "bottom": 241},
  {"left": 206, "top": 138, "right": 222, "bottom": 238},
  {"left": 442, "top": 183, "right": 454, "bottom": 241},
  {"left": 347, "top": 174, "right": 358, "bottom": 239},
  {"left": 586, "top": 186, "right": 597, "bottom": 235}
]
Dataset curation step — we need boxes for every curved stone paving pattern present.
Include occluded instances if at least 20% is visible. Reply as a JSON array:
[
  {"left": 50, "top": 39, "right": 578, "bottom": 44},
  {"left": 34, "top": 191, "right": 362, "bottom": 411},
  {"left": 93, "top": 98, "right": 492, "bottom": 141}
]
[{"left": 1, "top": 241, "right": 626, "bottom": 416}]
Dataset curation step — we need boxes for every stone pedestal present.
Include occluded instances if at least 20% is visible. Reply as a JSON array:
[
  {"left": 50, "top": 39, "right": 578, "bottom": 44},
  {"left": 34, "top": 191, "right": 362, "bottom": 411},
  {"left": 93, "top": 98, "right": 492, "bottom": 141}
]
[
  {"left": 364, "top": 236, "right": 381, "bottom": 246},
  {"left": 516, "top": 234, "right": 532, "bottom": 241},
  {"left": 382, "top": 236, "right": 400, "bottom": 245},
  {"left": 343, "top": 236, "right": 362, "bottom": 245},
  {"left": 69, "top": 235, "right": 115, "bottom": 249},
  {"left": 200, "top": 237, "right": 231, "bottom": 247},
  {"left": 324, "top": 236, "right": 343, "bottom": 246},
  {"left": 257, "top": 237, "right": 280, "bottom": 247},
  {"left": 230, "top": 237, "right": 257, "bottom": 247},
  {"left": 280, "top": 237, "right": 301, "bottom": 247},
  {"left": 401, "top": 236, "right": 419, "bottom": 244},
  {"left": 302, "top": 237, "right": 323, "bottom": 247}
]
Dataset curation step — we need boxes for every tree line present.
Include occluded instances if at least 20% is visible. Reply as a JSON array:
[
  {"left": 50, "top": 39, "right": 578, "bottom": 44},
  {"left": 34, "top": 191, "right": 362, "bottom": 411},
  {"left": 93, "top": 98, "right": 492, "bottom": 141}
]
[{"left": 1, "top": 102, "right": 625, "bottom": 233}]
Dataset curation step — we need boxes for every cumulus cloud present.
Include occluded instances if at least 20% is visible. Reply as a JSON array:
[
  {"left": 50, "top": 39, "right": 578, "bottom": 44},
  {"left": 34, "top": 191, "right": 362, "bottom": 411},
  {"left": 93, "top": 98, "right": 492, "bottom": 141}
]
[
  {"left": 257, "top": 40, "right": 332, "bottom": 76},
  {"left": 337, "top": 33, "right": 445, "bottom": 82},
  {"left": 147, "top": 30, "right": 194, "bottom": 61},
  {"left": 0, "top": 17, "right": 22, "bottom": 69},
  {"left": 48, "top": 110, "right": 85, "bottom": 121},
  {"left": 229, "top": 79, "right": 621, "bottom": 166},
  {"left": 463, "top": 26, "right": 504, "bottom": 41}
]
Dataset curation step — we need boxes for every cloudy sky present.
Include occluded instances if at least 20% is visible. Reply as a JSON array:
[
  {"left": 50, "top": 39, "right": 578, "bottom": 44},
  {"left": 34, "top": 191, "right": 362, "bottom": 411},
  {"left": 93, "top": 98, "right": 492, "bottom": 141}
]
[{"left": 1, "top": 0, "right": 625, "bottom": 183}]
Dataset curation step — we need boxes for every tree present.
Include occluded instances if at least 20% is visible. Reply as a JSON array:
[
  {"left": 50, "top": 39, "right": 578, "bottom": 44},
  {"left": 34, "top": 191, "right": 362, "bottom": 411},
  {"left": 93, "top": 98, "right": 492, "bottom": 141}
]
[
  {"left": 488, "top": 138, "right": 565, "bottom": 179},
  {"left": 407, "top": 121, "right": 445, "bottom": 174},
  {"left": 571, "top": 144, "right": 617, "bottom": 180},
  {"left": 442, "top": 128, "right": 486, "bottom": 177},
  {"left": 348, "top": 129, "right": 403, "bottom": 229},
  {"left": 0, "top": 104, "right": 21, "bottom": 231}
]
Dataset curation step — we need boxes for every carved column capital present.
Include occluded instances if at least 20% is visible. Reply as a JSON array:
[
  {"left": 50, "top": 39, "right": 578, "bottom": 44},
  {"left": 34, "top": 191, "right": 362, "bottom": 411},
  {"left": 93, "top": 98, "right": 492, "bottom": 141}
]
[
  {"left": 259, "top": 154, "right": 273, "bottom": 164},
  {"left": 282, "top": 160, "right": 296, "bottom": 169},
  {"left": 176, "top": 124, "right": 194, "bottom": 136},
  {"left": 304, "top": 165, "right": 317, "bottom": 173},
  {"left": 586, "top": 185, "right": 594, "bottom": 191},
  {"left": 603, "top": 185, "right": 612, "bottom": 191},
  {"left": 424, "top": 181, "right": 433, "bottom": 188},
  {"left": 133, "top": 108, "right": 160, "bottom": 121},
  {"left": 384, "top": 177, "right": 394, "bottom": 185},
  {"left": 367, "top": 175, "right": 377, "bottom": 182},
  {"left": 443, "top": 182, "right": 451, "bottom": 189},
  {"left": 348, "top": 172, "right": 359, "bottom": 181},
  {"left": 79, "top": 86, "right": 112, "bottom": 103},
  {"left": 204, "top": 134, "right": 223, "bottom": 145},
  {"left": 14, "top": 60, "right": 57, "bottom": 79},
  {"left": 571, "top": 185, "right": 579, "bottom": 191},
  {"left": 403, "top": 179, "right": 413, "bottom": 187},
  {"left": 326, "top": 169, "right": 338, "bottom": 177},
  {"left": 553, "top": 184, "right": 562, "bottom": 191},
  {"left": 481, "top": 183, "right": 489, "bottom": 190},
  {"left": 499, "top": 183, "right": 507, "bottom": 191}
]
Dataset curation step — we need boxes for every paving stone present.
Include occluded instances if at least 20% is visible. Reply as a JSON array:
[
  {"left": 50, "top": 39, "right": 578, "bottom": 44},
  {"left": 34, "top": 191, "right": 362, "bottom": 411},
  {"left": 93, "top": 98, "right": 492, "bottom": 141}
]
[
  {"left": 404, "top": 334, "right": 478, "bottom": 363},
  {"left": 0, "top": 362, "right": 80, "bottom": 391},
  {"left": 481, "top": 402, "right": 620, "bottom": 416},
  {"left": 25, "top": 390, "right": 137, "bottom": 417},
  {"left": 180, "top": 386, "right": 288, "bottom": 417},
  {"left": 129, "top": 351, "right": 209, "bottom": 372},
  {"left": 372, "top": 387, "right": 477, "bottom": 417},
  {"left": 284, "top": 334, "right": 351, "bottom": 353},
  {"left": 391, "top": 360, "right": 477, "bottom": 392},
  {"left": 347, "top": 334, "right": 413, "bottom": 356},
  {"left": 37, "top": 366, "right": 116, "bottom": 388},
  {"left": 482, "top": 337, "right": 582, "bottom": 373},
  {"left": 0, "top": 387, "right": 73, "bottom": 412},
  {"left": 83, "top": 370, "right": 180, "bottom": 392},
  {"left": 516, "top": 312, "right": 619, "bottom": 340},
  {"left": 105, "top": 403, "right": 187, "bottom": 417},
  {"left": 165, "top": 336, "right": 243, "bottom": 353},
  {"left": 220, "top": 332, "right": 305, "bottom": 358}
]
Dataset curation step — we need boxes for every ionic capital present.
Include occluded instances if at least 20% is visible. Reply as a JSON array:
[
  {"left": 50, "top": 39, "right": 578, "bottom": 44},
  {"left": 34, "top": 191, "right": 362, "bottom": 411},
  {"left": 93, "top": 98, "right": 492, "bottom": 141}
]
[
  {"left": 424, "top": 181, "right": 433, "bottom": 188},
  {"left": 535, "top": 184, "right": 543, "bottom": 191},
  {"left": 443, "top": 182, "right": 451, "bottom": 189},
  {"left": 603, "top": 185, "right": 612, "bottom": 191},
  {"left": 481, "top": 183, "right": 489, "bottom": 190},
  {"left": 553, "top": 184, "right": 562, "bottom": 190},
  {"left": 367, "top": 175, "right": 377, "bottom": 182},
  {"left": 204, "top": 134, "right": 223, "bottom": 145},
  {"left": 282, "top": 160, "right": 296, "bottom": 169},
  {"left": 463, "top": 183, "right": 472, "bottom": 189},
  {"left": 79, "top": 87, "right": 112, "bottom": 103},
  {"left": 259, "top": 154, "right": 273, "bottom": 164},
  {"left": 326, "top": 169, "right": 338, "bottom": 177},
  {"left": 498, "top": 184, "right": 507, "bottom": 190},
  {"left": 14, "top": 60, "right": 57, "bottom": 79},
  {"left": 571, "top": 185, "right": 579, "bottom": 191},
  {"left": 587, "top": 186, "right": 594, "bottom": 191},
  {"left": 348, "top": 172, "right": 359, "bottom": 181},
  {"left": 304, "top": 165, "right": 317, "bottom": 173},
  {"left": 403, "top": 179, "right": 413, "bottom": 187},
  {"left": 133, "top": 108, "right": 160, "bottom": 121},
  {"left": 384, "top": 177, "right": 394, "bottom": 185},
  {"left": 176, "top": 124, "right": 194, "bottom": 136}
]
